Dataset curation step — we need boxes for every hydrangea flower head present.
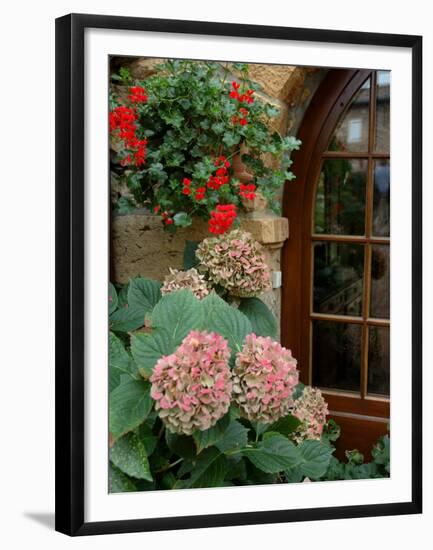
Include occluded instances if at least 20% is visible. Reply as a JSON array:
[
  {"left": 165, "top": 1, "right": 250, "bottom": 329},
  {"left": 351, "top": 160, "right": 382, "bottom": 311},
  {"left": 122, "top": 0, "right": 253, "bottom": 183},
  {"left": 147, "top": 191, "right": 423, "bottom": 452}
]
[
  {"left": 196, "top": 229, "right": 271, "bottom": 297},
  {"left": 291, "top": 387, "right": 329, "bottom": 444},
  {"left": 232, "top": 334, "right": 299, "bottom": 424},
  {"left": 150, "top": 330, "right": 232, "bottom": 435},
  {"left": 161, "top": 268, "right": 210, "bottom": 300}
]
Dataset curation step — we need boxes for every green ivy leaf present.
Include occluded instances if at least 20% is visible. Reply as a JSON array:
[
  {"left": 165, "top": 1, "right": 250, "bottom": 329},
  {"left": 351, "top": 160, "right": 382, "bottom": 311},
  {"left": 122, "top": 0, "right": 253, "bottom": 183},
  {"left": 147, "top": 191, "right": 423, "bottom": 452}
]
[
  {"left": 109, "top": 463, "right": 137, "bottom": 493},
  {"left": 131, "top": 329, "right": 173, "bottom": 378},
  {"left": 127, "top": 278, "right": 161, "bottom": 316},
  {"left": 242, "top": 433, "right": 299, "bottom": 474},
  {"left": 109, "top": 332, "right": 137, "bottom": 392},
  {"left": 151, "top": 290, "right": 204, "bottom": 347},
  {"left": 193, "top": 414, "right": 231, "bottom": 453},
  {"left": 173, "top": 212, "right": 193, "bottom": 228},
  {"left": 238, "top": 297, "right": 278, "bottom": 338},
  {"left": 110, "top": 432, "right": 152, "bottom": 481},
  {"left": 108, "top": 282, "right": 118, "bottom": 315},
  {"left": 109, "top": 379, "right": 153, "bottom": 440}
]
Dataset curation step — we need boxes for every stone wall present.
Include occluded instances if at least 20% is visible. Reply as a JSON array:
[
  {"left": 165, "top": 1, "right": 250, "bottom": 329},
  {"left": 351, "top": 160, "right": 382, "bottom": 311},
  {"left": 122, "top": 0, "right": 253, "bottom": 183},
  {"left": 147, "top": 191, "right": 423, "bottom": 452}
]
[{"left": 110, "top": 57, "right": 326, "bottom": 328}]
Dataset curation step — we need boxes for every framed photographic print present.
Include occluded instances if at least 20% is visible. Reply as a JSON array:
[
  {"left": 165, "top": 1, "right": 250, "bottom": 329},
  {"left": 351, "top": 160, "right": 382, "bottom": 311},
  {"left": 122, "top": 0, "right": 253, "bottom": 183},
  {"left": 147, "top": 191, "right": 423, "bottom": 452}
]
[{"left": 55, "top": 13, "right": 422, "bottom": 536}]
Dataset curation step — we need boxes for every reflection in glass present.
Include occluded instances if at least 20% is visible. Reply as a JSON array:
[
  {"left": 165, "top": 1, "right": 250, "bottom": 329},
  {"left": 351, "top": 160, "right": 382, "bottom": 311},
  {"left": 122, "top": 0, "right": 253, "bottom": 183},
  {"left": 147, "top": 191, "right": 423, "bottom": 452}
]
[
  {"left": 329, "top": 78, "right": 370, "bottom": 152},
  {"left": 314, "top": 159, "right": 367, "bottom": 235},
  {"left": 373, "top": 159, "right": 390, "bottom": 237},
  {"left": 368, "top": 326, "right": 390, "bottom": 395},
  {"left": 370, "top": 245, "right": 390, "bottom": 319},
  {"left": 312, "top": 321, "right": 362, "bottom": 392},
  {"left": 313, "top": 242, "right": 364, "bottom": 316},
  {"left": 375, "top": 71, "right": 390, "bottom": 153}
]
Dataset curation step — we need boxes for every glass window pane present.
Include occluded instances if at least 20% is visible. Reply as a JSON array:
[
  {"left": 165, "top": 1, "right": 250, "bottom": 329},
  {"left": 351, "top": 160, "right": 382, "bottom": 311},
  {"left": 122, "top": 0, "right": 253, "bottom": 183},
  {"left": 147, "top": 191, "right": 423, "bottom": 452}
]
[
  {"left": 370, "top": 245, "right": 390, "bottom": 319},
  {"left": 372, "top": 159, "right": 390, "bottom": 237},
  {"left": 368, "top": 326, "right": 390, "bottom": 396},
  {"left": 313, "top": 242, "right": 364, "bottom": 316},
  {"left": 314, "top": 159, "right": 367, "bottom": 235},
  {"left": 375, "top": 71, "right": 390, "bottom": 153},
  {"left": 312, "top": 321, "right": 362, "bottom": 392},
  {"left": 328, "top": 78, "right": 370, "bottom": 152}
]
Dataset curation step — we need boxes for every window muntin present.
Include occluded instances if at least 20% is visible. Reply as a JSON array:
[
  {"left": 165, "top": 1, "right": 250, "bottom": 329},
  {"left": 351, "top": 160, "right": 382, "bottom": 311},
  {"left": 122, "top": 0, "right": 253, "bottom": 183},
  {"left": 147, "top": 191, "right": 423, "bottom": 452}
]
[{"left": 311, "top": 71, "right": 390, "bottom": 399}]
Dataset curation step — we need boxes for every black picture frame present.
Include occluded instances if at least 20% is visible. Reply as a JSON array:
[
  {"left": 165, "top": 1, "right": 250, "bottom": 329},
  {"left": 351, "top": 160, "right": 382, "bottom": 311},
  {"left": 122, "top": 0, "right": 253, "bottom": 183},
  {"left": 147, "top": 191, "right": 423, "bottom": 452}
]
[{"left": 55, "top": 13, "right": 423, "bottom": 536}]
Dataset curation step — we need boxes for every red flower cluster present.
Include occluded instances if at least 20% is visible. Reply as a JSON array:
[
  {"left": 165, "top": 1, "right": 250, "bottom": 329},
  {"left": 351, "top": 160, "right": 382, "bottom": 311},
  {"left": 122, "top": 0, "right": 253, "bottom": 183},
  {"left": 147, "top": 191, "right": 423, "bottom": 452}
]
[
  {"left": 208, "top": 204, "right": 237, "bottom": 234},
  {"left": 207, "top": 156, "right": 231, "bottom": 190},
  {"left": 109, "top": 105, "right": 147, "bottom": 167},
  {"left": 128, "top": 86, "right": 148, "bottom": 103},
  {"left": 239, "top": 183, "right": 257, "bottom": 201},
  {"left": 229, "top": 83, "right": 254, "bottom": 126},
  {"left": 161, "top": 210, "right": 173, "bottom": 225},
  {"left": 182, "top": 177, "right": 192, "bottom": 196}
]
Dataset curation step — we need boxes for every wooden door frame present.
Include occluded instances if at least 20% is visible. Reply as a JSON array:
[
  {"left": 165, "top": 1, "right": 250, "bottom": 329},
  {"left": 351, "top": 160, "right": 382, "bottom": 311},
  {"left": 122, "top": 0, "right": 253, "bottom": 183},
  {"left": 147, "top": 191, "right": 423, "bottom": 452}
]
[{"left": 281, "top": 68, "right": 389, "bottom": 457}]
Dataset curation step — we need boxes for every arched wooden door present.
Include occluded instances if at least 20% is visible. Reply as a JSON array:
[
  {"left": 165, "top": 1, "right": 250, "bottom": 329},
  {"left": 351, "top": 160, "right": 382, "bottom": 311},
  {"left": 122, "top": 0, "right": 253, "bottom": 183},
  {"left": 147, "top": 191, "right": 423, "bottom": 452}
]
[{"left": 282, "top": 69, "right": 390, "bottom": 457}]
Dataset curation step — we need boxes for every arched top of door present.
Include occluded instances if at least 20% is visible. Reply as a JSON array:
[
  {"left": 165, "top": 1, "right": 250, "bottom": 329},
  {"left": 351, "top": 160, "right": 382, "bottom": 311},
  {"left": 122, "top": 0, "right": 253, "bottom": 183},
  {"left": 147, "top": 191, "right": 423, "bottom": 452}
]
[{"left": 281, "top": 68, "right": 372, "bottom": 362}]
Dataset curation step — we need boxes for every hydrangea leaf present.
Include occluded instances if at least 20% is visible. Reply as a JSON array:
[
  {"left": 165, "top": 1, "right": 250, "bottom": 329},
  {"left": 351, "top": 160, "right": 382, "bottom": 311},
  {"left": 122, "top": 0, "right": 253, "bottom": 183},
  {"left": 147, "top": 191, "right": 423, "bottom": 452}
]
[
  {"left": 165, "top": 432, "right": 197, "bottom": 460},
  {"left": 183, "top": 447, "right": 228, "bottom": 488},
  {"left": 238, "top": 297, "right": 278, "bottom": 338},
  {"left": 127, "top": 277, "right": 161, "bottom": 316},
  {"left": 215, "top": 420, "right": 249, "bottom": 454},
  {"left": 109, "top": 305, "right": 145, "bottom": 333},
  {"left": 297, "top": 440, "right": 333, "bottom": 479},
  {"left": 109, "top": 379, "right": 153, "bottom": 440},
  {"left": 131, "top": 329, "right": 173, "bottom": 378},
  {"left": 109, "top": 331, "right": 137, "bottom": 391},
  {"left": 109, "top": 463, "right": 137, "bottom": 493},
  {"left": 136, "top": 424, "right": 158, "bottom": 457},
  {"left": 108, "top": 282, "right": 118, "bottom": 315},
  {"left": 110, "top": 432, "right": 153, "bottom": 481},
  {"left": 242, "top": 433, "right": 299, "bottom": 473},
  {"left": 193, "top": 413, "right": 231, "bottom": 453},
  {"left": 183, "top": 240, "right": 200, "bottom": 270},
  {"left": 267, "top": 414, "right": 302, "bottom": 437},
  {"left": 151, "top": 289, "right": 204, "bottom": 346},
  {"left": 200, "top": 292, "right": 252, "bottom": 355}
]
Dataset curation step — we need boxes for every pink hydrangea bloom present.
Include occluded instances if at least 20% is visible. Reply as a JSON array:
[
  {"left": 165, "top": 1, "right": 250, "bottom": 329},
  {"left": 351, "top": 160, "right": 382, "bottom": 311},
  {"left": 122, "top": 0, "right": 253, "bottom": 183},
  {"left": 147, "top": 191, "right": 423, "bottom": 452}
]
[
  {"left": 291, "top": 387, "right": 329, "bottom": 444},
  {"left": 150, "top": 330, "right": 232, "bottom": 435},
  {"left": 196, "top": 229, "right": 271, "bottom": 297},
  {"left": 232, "top": 334, "right": 299, "bottom": 424}
]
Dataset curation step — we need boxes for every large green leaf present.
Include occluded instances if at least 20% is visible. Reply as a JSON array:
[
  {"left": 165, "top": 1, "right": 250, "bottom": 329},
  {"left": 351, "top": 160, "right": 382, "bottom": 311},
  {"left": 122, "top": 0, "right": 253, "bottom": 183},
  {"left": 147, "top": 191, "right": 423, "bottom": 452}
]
[
  {"left": 183, "top": 447, "right": 228, "bottom": 488},
  {"left": 109, "top": 332, "right": 137, "bottom": 391},
  {"left": 183, "top": 240, "right": 199, "bottom": 270},
  {"left": 136, "top": 424, "right": 158, "bottom": 457},
  {"left": 297, "top": 440, "right": 333, "bottom": 479},
  {"left": 109, "top": 463, "right": 137, "bottom": 493},
  {"left": 109, "top": 305, "right": 144, "bottom": 333},
  {"left": 242, "top": 433, "right": 299, "bottom": 474},
  {"left": 108, "top": 282, "right": 118, "bottom": 315},
  {"left": 131, "top": 329, "right": 173, "bottom": 378},
  {"left": 215, "top": 420, "right": 249, "bottom": 454},
  {"left": 200, "top": 293, "right": 252, "bottom": 355},
  {"left": 165, "top": 432, "right": 196, "bottom": 459},
  {"left": 110, "top": 432, "right": 152, "bottom": 481},
  {"left": 151, "top": 290, "right": 203, "bottom": 346},
  {"left": 268, "top": 414, "right": 302, "bottom": 437},
  {"left": 127, "top": 278, "right": 161, "bottom": 315},
  {"left": 109, "top": 379, "right": 152, "bottom": 440},
  {"left": 193, "top": 414, "right": 230, "bottom": 453},
  {"left": 238, "top": 297, "right": 278, "bottom": 338}
]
